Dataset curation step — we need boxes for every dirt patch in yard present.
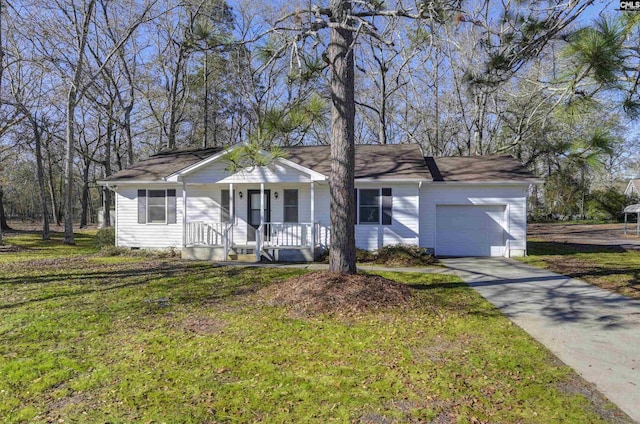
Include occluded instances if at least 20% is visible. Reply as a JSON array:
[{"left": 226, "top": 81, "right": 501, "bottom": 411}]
[
  {"left": 529, "top": 223, "right": 640, "bottom": 250},
  {"left": 259, "top": 271, "right": 412, "bottom": 317},
  {"left": 527, "top": 223, "right": 640, "bottom": 299},
  {"left": 179, "top": 315, "right": 227, "bottom": 335}
]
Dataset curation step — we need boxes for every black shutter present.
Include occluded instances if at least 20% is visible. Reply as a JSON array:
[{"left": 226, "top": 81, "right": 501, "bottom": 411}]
[
  {"left": 382, "top": 188, "right": 392, "bottom": 225},
  {"left": 167, "top": 189, "right": 177, "bottom": 224},
  {"left": 138, "top": 189, "right": 146, "bottom": 224}
]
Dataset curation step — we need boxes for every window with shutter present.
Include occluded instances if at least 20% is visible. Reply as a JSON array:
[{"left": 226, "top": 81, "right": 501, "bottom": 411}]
[
  {"left": 137, "top": 189, "right": 177, "bottom": 224},
  {"left": 358, "top": 189, "right": 380, "bottom": 224},
  {"left": 357, "top": 188, "right": 392, "bottom": 225}
]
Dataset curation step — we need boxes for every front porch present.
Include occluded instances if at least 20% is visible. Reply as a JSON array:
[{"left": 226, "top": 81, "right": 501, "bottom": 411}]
[
  {"left": 182, "top": 221, "right": 319, "bottom": 262},
  {"left": 180, "top": 181, "right": 324, "bottom": 262}
]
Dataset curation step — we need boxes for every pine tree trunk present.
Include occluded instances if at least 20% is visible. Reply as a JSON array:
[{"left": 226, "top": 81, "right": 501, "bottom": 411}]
[
  {"left": 328, "top": 0, "right": 356, "bottom": 274},
  {"left": 203, "top": 53, "right": 209, "bottom": 148}
]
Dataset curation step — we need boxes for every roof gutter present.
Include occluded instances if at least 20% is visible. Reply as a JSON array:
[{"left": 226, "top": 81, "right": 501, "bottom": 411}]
[
  {"left": 424, "top": 180, "right": 543, "bottom": 186},
  {"left": 355, "top": 178, "right": 428, "bottom": 183},
  {"left": 99, "top": 181, "right": 118, "bottom": 192},
  {"left": 96, "top": 180, "right": 182, "bottom": 186}
]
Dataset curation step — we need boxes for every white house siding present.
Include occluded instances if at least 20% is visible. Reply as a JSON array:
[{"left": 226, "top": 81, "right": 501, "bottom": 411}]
[
  {"left": 115, "top": 186, "right": 183, "bottom": 248},
  {"left": 185, "top": 186, "right": 221, "bottom": 222},
  {"left": 419, "top": 184, "right": 528, "bottom": 257},
  {"left": 314, "top": 184, "right": 331, "bottom": 250},
  {"left": 183, "top": 161, "right": 312, "bottom": 184},
  {"left": 312, "top": 182, "right": 420, "bottom": 251},
  {"left": 354, "top": 183, "right": 420, "bottom": 250}
]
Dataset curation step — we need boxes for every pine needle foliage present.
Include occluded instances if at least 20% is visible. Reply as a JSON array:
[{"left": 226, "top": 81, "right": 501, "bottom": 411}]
[
  {"left": 222, "top": 141, "right": 288, "bottom": 173},
  {"left": 564, "top": 17, "right": 626, "bottom": 87}
]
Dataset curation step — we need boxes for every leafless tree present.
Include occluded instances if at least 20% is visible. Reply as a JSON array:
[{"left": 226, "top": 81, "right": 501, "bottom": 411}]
[{"left": 18, "top": 0, "right": 157, "bottom": 243}]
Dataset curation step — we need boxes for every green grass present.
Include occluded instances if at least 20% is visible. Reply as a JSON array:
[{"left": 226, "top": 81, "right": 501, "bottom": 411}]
[
  {"left": 0, "top": 231, "right": 97, "bottom": 263},
  {"left": 520, "top": 240, "right": 640, "bottom": 300},
  {"left": 0, "top": 232, "right": 623, "bottom": 423}
]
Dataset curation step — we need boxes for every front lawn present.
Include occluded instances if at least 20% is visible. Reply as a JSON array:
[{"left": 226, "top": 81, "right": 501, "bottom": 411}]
[
  {"left": 0, "top": 233, "right": 629, "bottom": 423},
  {"left": 521, "top": 240, "right": 640, "bottom": 300}
]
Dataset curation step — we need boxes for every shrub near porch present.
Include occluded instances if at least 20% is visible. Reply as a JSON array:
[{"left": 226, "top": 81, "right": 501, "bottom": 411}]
[{"left": 0, "top": 233, "right": 628, "bottom": 423}]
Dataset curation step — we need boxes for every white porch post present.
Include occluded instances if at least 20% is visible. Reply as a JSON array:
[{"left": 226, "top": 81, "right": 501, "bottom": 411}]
[
  {"left": 229, "top": 183, "right": 234, "bottom": 222},
  {"left": 310, "top": 181, "right": 315, "bottom": 249},
  {"left": 181, "top": 179, "right": 187, "bottom": 248},
  {"left": 227, "top": 183, "right": 233, "bottom": 259},
  {"left": 257, "top": 182, "right": 264, "bottom": 262},
  {"left": 260, "top": 183, "right": 264, "bottom": 224}
]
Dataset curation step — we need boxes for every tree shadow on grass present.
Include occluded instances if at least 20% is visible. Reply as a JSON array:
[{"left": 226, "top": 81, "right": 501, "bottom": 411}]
[
  {"left": 0, "top": 261, "right": 293, "bottom": 312},
  {"left": 526, "top": 242, "right": 640, "bottom": 298},
  {"left": 410, "top": 282, "right": 468, "bottom": 291},
  {"left": 527, "top": 241, "right": 626, "bottom": 256}
]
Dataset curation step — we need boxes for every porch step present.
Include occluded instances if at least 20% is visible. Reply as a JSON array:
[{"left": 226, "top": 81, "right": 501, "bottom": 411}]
[{"left": 227, "top": 253, "right": 259, "bottom": 263}]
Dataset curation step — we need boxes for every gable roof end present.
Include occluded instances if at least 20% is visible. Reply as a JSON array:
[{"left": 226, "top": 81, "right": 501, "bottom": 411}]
[{"left": 626, "top": 179, "right": 640, "bottom": 196}]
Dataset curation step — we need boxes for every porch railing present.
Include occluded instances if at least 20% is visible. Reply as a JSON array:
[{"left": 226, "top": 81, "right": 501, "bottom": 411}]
[
  {"left": 262, "top": 222, "right": 313, "bottom": 248},
  {"left": 184, "top": 221, "right": 321, "bottom": 262},
  {"left": 185, "top": 222, "right": 231, "bottom": 248}
]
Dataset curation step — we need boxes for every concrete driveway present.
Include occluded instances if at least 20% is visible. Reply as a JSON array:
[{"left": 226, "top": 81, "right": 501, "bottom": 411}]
[{"left": 442, "top": 257, "right": 640, "bottom": 423}]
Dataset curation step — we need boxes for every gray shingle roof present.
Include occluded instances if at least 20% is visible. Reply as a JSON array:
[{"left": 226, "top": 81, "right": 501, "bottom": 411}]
[
  {"left": 425, "top": 155, "right": 539, "bottom": 182},
  {"left": 284, "top": 144, "right": 429, "bottom": 180},
  {"left": 102, "top": 144, "right": 537, "bottom": 183},
  {"left": 103, "top": 147, "right": 223, "bottom": 181}
]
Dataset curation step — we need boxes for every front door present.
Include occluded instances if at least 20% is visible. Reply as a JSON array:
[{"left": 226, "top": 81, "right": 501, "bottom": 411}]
[{"left": 247, "top": 190, "right": 270, "bottom": 242}]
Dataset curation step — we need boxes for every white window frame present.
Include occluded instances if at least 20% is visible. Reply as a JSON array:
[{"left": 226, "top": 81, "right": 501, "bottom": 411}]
[
  {"left": 147, "top": 189, "right": 168, "bottom": 224},
  {"left": 357, "top": 188, "right": 381, "bottom": 225}
]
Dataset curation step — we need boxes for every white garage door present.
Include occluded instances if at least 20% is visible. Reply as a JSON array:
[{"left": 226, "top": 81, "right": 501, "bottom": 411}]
[{"left": 436, "top": 205, "right": 506, "bottom": 257}]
